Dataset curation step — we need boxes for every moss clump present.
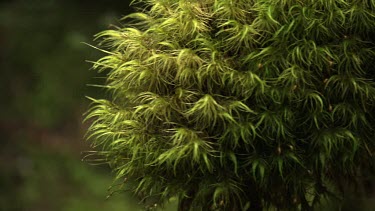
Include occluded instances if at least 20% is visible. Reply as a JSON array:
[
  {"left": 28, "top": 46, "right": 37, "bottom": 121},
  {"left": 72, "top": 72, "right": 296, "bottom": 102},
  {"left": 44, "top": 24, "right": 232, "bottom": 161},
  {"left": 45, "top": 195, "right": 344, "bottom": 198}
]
[{"left": 85, "top": 0, "right": 375, "bottom": 210}]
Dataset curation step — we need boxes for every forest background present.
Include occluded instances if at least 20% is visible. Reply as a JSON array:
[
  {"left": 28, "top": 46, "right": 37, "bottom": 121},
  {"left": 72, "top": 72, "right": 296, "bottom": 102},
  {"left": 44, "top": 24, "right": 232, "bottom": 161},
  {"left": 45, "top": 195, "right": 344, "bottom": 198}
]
[{"left": 0, "top": 0, "right": 177, "bottom": 210}]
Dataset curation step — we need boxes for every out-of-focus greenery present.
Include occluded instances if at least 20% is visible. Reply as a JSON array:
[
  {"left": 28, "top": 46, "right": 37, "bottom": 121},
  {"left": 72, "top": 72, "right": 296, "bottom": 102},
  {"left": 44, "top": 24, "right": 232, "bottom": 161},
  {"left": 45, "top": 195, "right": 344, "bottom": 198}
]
[
  {"left": 1, "top": 140, "right": 142, "bottom": 211},
  {"left": 0, "top": 0, "right": 132, "bottom": 127},
  {"left": 0, "top": 0, "right": 177, "bottom": 210}
]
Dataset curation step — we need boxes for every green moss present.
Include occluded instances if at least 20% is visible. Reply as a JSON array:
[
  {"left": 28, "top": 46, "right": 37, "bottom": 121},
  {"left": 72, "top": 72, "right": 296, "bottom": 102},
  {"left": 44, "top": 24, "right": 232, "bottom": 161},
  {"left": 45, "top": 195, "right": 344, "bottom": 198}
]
[{"left": 86, "top": 0, "right": 375, "bottom": 210}]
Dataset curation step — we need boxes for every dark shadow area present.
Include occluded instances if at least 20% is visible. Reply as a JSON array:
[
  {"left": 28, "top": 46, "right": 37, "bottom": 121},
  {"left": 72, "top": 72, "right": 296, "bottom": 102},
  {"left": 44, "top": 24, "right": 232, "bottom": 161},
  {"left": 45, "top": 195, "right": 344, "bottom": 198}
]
[{"left": 0, "top": 1, "right": 152, "bottom": 210}]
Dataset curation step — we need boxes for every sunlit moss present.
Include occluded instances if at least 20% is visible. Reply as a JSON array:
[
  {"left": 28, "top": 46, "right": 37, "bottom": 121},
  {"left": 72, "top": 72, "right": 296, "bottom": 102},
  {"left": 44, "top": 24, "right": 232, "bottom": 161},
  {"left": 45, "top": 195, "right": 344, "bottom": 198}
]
[{"left": 86, "top": 0, "right": 375, "bottom": 210}]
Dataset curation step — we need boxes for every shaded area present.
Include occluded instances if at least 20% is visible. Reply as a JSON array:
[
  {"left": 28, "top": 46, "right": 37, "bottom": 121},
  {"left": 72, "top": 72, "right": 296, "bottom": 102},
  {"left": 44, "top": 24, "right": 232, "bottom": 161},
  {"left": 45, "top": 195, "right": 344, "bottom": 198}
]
[{"left": 0, "top": 1, "right": 175, "bottom": 210}]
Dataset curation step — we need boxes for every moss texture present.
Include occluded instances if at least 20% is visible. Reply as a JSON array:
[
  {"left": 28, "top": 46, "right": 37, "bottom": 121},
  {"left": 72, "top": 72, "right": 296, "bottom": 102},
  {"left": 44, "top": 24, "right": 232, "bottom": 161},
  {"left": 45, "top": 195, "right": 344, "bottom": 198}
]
[{"left": 86, "top": 0, "right": 375, "bottom": 210}]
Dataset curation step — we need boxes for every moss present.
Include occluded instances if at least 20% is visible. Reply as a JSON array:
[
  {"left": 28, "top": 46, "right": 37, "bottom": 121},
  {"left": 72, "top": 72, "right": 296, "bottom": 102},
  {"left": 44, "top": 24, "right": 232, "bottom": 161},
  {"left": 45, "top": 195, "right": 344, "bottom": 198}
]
[{"left": 86, "top": 0, "right": 375, "bottom": 210}]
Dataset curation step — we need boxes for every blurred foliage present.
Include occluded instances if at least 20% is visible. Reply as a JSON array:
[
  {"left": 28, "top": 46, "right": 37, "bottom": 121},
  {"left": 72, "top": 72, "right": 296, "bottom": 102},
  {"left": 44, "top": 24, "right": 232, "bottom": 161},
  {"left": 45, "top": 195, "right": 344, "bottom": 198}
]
[
  {"left": 0, "top": 0, "right": 176, "bottom": 210},
  {"left": 0, "top": 0, "right": 132, "bottom": 127},
  {"left": 0, "top": 141, "right": 142, "bottom": 211}
]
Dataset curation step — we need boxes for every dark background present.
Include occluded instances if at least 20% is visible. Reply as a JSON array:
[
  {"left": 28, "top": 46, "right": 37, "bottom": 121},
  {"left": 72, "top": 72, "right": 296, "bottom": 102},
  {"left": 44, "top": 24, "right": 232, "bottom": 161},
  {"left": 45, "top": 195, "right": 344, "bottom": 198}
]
[{"left": 0, "top": 1, "right": 177, "bottom": 210}]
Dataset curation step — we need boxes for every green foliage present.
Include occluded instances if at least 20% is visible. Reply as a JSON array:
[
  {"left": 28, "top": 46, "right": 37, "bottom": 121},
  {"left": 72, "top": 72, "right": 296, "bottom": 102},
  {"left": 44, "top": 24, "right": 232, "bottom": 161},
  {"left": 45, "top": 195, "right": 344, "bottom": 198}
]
[
  {"left": 0, "top": 145, "right": 156, "bottom": 211},
  {"left": 86, "top": 0, "right": 375, "bottom": 210},
  {"left": 0, "top": 0, "right": 130, "bottom": 128}
]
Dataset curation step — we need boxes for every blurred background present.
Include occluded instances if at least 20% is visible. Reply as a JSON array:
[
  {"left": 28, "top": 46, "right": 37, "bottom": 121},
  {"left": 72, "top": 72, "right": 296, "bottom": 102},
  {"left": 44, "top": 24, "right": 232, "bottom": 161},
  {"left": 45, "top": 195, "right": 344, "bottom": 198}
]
[
  {"left": 0, "top": 0, "right": 177, "bottom": 210},
  {"left": 0, "top": 0, "right": 374, "bottom": 211}
]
